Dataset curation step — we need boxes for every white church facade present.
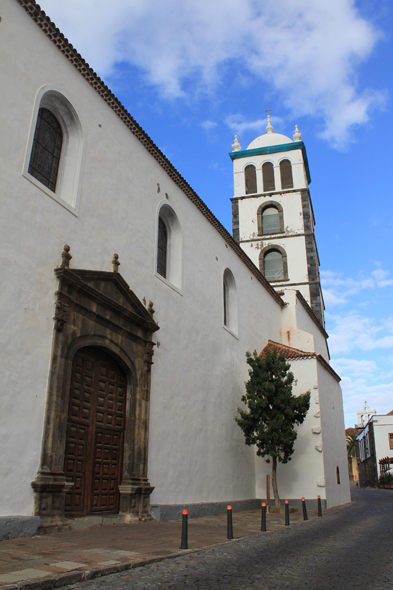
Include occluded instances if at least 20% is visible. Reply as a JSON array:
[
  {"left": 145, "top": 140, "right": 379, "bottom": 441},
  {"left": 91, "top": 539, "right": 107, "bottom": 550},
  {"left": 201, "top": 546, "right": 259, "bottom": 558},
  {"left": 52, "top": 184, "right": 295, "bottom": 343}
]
[{"left": 0, "top": 0, "right": 350, "bottom": 538}]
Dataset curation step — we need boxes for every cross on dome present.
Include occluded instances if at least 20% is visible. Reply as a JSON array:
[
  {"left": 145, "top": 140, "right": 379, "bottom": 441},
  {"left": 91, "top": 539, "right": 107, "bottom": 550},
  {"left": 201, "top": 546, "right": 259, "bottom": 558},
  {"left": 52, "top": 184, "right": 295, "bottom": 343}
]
[{"left": 266, "top": 109, "right": 274, "bottom": 134}]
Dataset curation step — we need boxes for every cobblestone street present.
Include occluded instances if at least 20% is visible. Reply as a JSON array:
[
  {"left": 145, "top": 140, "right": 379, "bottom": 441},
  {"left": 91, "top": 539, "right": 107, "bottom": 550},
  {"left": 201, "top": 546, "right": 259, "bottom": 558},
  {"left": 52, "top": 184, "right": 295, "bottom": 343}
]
[{"left": 61, "top": 490, "right": 393, "bottom": 590}]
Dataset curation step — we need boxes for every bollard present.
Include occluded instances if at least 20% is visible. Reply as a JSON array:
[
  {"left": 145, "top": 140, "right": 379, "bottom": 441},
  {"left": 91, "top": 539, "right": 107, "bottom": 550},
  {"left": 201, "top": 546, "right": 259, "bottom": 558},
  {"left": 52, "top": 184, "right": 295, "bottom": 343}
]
[
  {"left": 285, "top": 500, "right": 290, "bottom": 526},
  {"left": 301, "top": 497, "right": 308, "bottom": 521},
  {"left": 227, "top": 505, "right": 233, "bottom": 540},
  {"left": 261, "top": 502, "right": 267, "bottom": 532},
  {"left": 180, "top": 509, "right": 188, "bottom": 549},
  {"left": 317, "top": 495, "right": 322, "bottom": 517}
]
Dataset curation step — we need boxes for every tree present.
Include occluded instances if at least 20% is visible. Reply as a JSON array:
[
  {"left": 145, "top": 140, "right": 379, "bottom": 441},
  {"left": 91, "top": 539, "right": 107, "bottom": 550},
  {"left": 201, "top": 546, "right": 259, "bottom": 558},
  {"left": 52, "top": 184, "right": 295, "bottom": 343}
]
[
  {"left": 235, "top": 348, "right": 310, "bottom": 507},
  {"left": 346, "top": 433, "right": 358, "bottom": 459}
]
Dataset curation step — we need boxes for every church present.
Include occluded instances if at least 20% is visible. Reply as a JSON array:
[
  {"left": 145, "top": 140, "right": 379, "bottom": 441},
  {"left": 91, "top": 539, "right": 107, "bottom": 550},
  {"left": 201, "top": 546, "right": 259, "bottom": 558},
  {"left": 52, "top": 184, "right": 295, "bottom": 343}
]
[{"left": 0, "top": 0, "right": 350, "bottom": 539}]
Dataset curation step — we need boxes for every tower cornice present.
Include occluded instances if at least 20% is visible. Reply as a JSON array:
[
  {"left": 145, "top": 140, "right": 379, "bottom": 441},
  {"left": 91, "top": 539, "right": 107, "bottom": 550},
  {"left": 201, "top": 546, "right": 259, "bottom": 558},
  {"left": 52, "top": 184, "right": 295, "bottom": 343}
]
[{"left": 229, "top": 141, "right": 311, "bottom": 184}]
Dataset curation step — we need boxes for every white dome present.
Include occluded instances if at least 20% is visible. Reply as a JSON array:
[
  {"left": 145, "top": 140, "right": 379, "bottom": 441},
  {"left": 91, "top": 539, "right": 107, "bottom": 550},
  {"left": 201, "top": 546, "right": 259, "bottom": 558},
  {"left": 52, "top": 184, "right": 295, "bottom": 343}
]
[{"left": 247, "top": 132, "right": 292, "bottom": 150}]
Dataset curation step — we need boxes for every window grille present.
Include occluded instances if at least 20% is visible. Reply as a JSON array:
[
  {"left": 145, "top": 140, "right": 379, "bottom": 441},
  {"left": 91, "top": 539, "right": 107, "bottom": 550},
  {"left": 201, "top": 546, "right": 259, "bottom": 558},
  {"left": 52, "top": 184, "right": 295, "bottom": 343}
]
[
  {"left": 262, "top": 207, "right": 280, "bottom": 234},
  {"left": 264, "top": 250, "right": 284, "bottom": 281},
  {"left": 28, "top": 108, "right": 63, "bottom": 192}
]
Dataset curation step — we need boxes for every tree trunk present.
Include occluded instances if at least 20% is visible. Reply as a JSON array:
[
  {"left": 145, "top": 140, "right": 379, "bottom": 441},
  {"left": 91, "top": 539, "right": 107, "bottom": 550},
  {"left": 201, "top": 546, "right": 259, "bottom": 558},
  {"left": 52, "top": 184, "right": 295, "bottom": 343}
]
[{"left": 272, "top": 456, "right": 280, "bottom": 507}]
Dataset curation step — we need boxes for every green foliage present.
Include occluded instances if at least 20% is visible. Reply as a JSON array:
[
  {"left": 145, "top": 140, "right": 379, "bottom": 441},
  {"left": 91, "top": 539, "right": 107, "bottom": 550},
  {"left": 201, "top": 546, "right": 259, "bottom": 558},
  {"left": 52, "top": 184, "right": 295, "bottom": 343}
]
[
  {"left": 378, "top": 472, "right": 393, "bottom": 487},
  {"left": 346, "top": 433, "right": 358, "bottom": 459},
  {"left": 235, "top": 348, "right": 311, "bottom": 464}
]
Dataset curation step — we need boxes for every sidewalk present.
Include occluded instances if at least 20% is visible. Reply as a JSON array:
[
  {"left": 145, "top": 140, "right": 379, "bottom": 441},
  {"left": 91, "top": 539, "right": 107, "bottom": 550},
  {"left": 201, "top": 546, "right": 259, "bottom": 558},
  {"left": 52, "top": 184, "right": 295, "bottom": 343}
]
[{"left": 0, "top": 503, "right": 351, "bottom": 590}]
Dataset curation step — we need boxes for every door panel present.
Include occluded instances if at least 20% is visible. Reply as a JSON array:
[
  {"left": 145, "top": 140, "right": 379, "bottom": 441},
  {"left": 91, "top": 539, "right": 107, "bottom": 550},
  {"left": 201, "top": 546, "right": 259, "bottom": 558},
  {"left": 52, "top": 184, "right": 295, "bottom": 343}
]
[{"left": 64, "top": 347, "right": 127, "bottom": 516}]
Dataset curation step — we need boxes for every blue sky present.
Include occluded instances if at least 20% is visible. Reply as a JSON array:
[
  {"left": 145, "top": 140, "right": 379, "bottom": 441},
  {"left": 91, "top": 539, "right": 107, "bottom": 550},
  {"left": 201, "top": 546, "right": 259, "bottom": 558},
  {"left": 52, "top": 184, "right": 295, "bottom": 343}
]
[{"left": 38, "top": 0, "right": 393, "bottom": 427}]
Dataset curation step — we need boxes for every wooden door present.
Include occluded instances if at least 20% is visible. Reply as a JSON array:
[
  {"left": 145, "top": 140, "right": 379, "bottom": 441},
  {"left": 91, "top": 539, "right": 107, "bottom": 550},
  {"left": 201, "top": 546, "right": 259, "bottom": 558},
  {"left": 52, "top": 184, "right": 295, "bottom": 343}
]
[{"left": 64, "top": 347, "right": 127, "bottom": 516}]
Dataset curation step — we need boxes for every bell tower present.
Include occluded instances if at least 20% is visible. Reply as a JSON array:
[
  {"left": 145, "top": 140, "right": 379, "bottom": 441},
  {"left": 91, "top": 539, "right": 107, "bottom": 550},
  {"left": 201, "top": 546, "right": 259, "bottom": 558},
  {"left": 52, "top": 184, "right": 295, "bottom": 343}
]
[{"left": 229, "top": 113, "right": 324, "bottom": 326}]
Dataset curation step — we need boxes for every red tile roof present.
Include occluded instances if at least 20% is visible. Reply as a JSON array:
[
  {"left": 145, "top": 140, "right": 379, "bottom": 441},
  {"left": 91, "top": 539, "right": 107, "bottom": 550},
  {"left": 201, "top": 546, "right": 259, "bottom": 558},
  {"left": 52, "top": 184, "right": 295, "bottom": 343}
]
[
  {"left": 260, "top": 340, "right": 316, "bottom": 360},
  {"left": 259, "top": 340, "right": 341, "bottom": 382}
]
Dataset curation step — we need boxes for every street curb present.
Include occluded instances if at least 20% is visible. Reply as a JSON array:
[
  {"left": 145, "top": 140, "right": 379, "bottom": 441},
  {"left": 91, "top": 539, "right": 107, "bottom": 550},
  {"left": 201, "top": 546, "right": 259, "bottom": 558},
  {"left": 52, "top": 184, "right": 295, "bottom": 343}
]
[
  {"left": 0, "top": 501, "right": 354, "bottom": 590},
  {"left": 0, "top": 550, "right": 202, "bottom": 590}
]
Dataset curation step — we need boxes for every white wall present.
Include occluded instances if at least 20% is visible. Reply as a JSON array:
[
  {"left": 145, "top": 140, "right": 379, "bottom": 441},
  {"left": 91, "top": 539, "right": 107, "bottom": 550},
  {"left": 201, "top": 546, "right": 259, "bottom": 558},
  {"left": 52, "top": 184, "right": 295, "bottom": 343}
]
[
  {"left": 280, "top": 290, "right": 329, "bottom": 360},
  {"left": 255, "top": 358, "right": 325, "bottom": 501},
  {"left": 237, "top": 192, "right": 306, "bottom": 242},
  {"left": 317, "top": 364, "right": 350, "bottom": 507}
]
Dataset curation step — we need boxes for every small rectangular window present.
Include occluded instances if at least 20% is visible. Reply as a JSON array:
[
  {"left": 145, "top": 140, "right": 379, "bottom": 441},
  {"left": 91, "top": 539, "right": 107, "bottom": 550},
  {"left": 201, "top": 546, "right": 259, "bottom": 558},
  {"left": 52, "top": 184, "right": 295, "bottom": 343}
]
[{"left": 389, "top": 433, "right": 393, "bottom": 450}]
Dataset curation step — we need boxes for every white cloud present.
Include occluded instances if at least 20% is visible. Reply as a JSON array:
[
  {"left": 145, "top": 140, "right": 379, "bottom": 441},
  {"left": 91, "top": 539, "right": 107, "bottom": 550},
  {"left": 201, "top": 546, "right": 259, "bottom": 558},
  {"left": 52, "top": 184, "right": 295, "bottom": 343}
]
[
  {"left": 331, "top": 358, "right": 377, "bottom": 376},
  {"left": 340, "top": 376, "right": 393, "bottom": 427},
  {"left": 321, "top": 266, "right": 393, "bottom": 307},
  {"left": 372, "top": 268, "right": 390, "bottom": 281},
  {"left": 327, "top": 311, "right": 393, "bottom": 355},
  {"left": 225, "top": 114, "right": 285, "bottom": 138},
  {"left": 38, "top": 0, "right": 384, "bottom": 148},
  {"left": 201, "top": 120, "right": 218, "bottom": 131}
]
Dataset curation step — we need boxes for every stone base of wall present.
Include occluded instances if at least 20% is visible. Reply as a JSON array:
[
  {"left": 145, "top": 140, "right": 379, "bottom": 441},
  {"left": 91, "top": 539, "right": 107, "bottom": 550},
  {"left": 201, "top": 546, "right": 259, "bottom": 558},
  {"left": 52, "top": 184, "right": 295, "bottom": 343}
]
[
  {"left": 270, "top": 498, "right": 327, "bottom": 510},
  {"left": 151, "top": 499, "right": 262, "bottom": 521},
  {"left": 151, "top": 497, "right": 327, "bottom": 521},
  {"left": 0, "top": 516, "right": 41, "bottom": 540}
]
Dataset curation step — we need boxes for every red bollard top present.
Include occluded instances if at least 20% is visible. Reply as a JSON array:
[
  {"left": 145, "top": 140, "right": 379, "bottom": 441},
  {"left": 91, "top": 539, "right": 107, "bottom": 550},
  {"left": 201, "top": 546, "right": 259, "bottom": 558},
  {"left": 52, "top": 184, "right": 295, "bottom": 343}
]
[
  {"left": 317, "top": 495, "right": 321, "bottom": 499},
  {"left": 285, "top": 500, "right": 289, "bottom": 504},
  {"left": 262, "top": 502, "right": 266, "bottom": 507},
  {"left": 227, "top": 505, "right": 232, "bottom": 510},
  {"left": 301, "top": 497, "right": 305, "bottom": 501},
  {"left": 182, "top": 509, "right": 188, "bottom": 515}
]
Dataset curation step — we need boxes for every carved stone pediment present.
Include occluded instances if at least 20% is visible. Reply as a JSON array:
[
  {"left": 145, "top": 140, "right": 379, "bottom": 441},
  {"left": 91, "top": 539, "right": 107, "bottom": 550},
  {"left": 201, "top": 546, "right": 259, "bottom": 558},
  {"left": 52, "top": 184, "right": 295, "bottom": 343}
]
[{"left": 54, "top": 268, "right": 159, "bottom": 338}]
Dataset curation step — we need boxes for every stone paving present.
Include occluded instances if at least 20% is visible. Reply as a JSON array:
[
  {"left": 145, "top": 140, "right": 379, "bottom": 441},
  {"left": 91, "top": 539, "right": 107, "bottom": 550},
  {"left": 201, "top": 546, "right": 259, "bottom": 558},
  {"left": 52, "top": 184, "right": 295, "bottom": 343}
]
[
  {"left": 2, "top": 490, "right": 392, "bottom": 589},
  {"left": 0, "top": 499, "right": 346, "bottom": 590},
  {"left": 60, "top": 489, "right": 393, "bottom": 590}
]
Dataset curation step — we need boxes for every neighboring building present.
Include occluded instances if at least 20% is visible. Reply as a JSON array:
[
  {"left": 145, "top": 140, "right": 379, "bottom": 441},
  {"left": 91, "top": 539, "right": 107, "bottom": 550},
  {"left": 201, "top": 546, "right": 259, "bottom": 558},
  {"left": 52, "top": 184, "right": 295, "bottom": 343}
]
[
  {"left": 356, "top": 405, "right": 393, "bottom": 487},
  {"left": 0, "top": 0, "right": 350, "bottom": 539}
]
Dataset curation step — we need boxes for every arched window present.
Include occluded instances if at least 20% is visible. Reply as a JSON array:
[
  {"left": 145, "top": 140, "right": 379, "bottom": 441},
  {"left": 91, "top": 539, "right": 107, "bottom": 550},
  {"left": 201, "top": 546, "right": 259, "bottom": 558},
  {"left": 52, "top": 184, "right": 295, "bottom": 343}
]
[
  {"left": 244, "top": 165, "right": 257, "bottom": 194},
  {"left": 23, "top": 88, "right": 84, "bottom": 213},
  {"left": 223, "top": 268, "right": 238, "bottom": 334},
  {"left": 259, "top": 246, "right": 288, "bottom": 282},
  {"left": 156, "top": 204, "right": 182, "bottom": 289},
  {"left": 28, "top": 108, "right": 63, "bottom": 192},
  {"left": 257, "top": 201, "right": 284, "bottom": 235},
  {"left": 262, "top": 162, "right": 275, "bottom": 192},
  {"left": 262, "top": 207, "right": 280, "bottom": 234},
  {"left": 280, "top": 159, "right": 293, "bottom": 189},
  {"left": 264, "top": 250, "right": 283, "bottom": 281},
  {"left": 157, "top": 217, "right": 168, "bottom": 278},
  {"left": 336, "top": 466, "right": 341, "bottom": 484}
]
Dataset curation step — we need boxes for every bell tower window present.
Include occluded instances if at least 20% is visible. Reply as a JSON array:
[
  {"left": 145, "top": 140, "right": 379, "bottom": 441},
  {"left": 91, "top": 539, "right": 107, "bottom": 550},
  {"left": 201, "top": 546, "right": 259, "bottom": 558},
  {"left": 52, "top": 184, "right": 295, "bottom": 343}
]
[
  {"left": 280, "top": 159, "right": 293, "bottom": 189},
  {"left": 28, "top": 108, "right": 63, "bottom": 192},
  {"left": 262, "top": 207, "right": 280, "bottom": 234},
  {"left": 245, "top": 165, "right": 257, "bottom": 194},
  {"left": 262, "top": 162, "right": 275, "bottom": 192},
  {"left": 260, "top": 245, "right": 288, "bottom": 282},
  {"left": 264, "top": 250, "right": 283, "bottom": 281}
]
